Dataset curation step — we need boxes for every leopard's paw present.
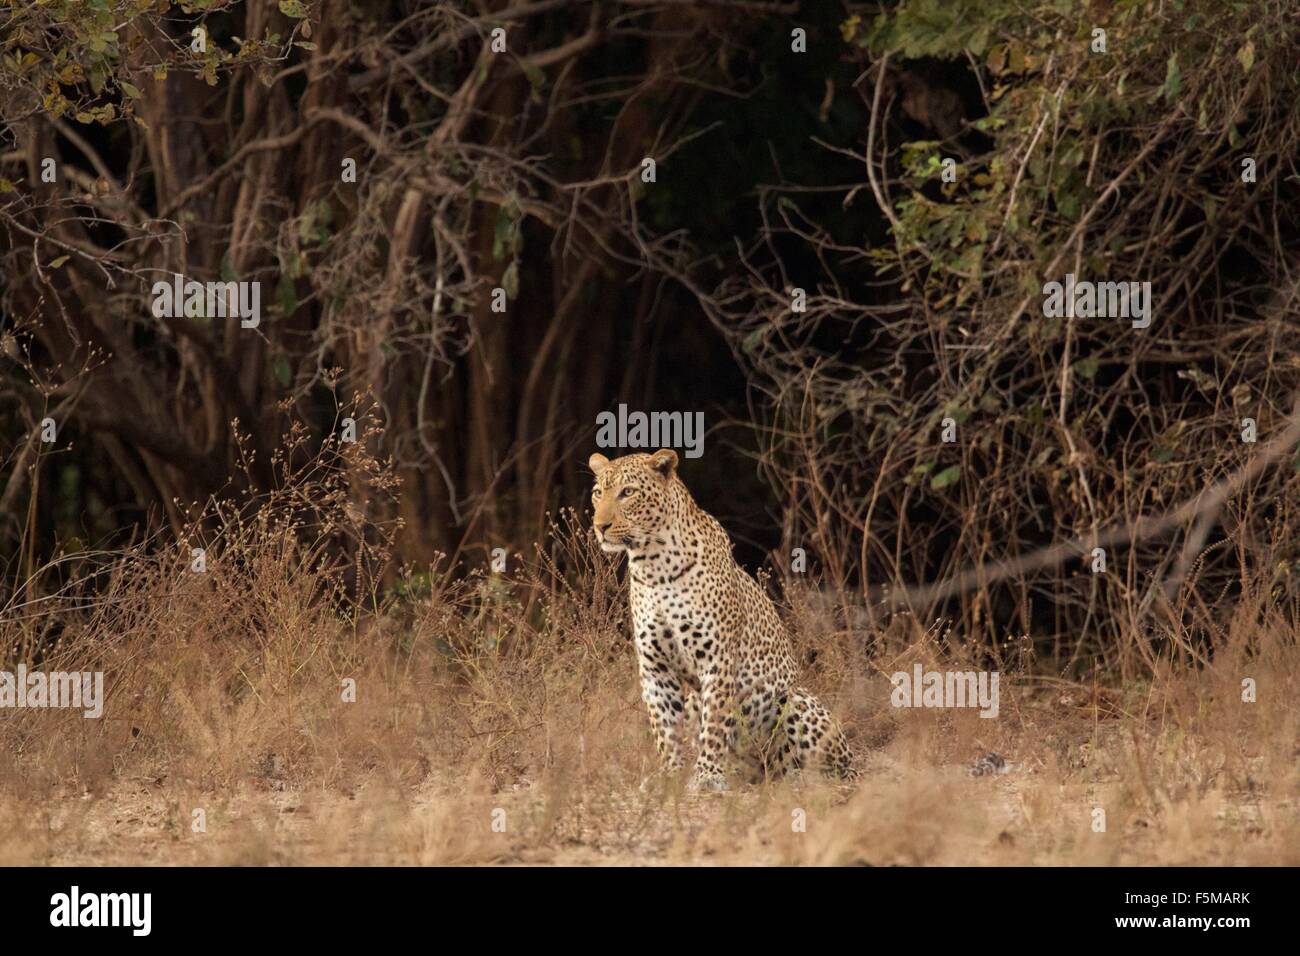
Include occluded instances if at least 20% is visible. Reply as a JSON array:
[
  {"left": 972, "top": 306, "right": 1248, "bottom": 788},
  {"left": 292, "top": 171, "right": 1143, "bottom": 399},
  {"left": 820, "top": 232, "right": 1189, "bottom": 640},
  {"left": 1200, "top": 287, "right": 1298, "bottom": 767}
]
[{"left": 687, "top": 769, "right": 730, "bottom": 793}]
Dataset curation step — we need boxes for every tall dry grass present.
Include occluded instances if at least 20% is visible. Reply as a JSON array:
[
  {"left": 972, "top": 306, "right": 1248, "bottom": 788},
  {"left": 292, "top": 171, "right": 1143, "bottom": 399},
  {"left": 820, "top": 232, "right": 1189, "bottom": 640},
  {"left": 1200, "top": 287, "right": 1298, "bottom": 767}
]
[{"left": 0, "top": 426, "right": 1295, "bottom": 865}]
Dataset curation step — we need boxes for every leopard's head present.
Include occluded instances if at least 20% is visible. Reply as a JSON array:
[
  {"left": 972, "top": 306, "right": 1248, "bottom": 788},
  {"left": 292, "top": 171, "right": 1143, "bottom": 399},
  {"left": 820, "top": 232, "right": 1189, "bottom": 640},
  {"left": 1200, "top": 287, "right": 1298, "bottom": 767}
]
[{"left": 587, "top": 449, "right": 682, "bottom": 555}]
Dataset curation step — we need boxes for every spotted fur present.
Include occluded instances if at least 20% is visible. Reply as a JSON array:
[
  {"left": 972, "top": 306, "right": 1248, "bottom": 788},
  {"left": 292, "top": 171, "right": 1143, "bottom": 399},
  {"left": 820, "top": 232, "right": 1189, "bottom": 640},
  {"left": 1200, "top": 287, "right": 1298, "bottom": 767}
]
[{"left": 589, "top": 449, "right": 856, "bottom": 791}]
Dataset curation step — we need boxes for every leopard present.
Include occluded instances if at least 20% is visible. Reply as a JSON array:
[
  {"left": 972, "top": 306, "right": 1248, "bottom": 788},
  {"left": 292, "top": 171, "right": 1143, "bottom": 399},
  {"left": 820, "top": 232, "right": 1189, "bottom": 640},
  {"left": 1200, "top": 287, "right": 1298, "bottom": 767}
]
[{"left": 589, "top": 448, "right": 856, "bottom": 792}]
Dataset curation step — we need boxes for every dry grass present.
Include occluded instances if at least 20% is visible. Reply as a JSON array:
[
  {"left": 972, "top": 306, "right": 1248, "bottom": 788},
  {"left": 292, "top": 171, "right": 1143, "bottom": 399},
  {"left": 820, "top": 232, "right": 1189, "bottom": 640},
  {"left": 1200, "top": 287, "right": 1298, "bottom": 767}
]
[{"left": 1, "top": 439, "right": 1295, "bottom": 867}]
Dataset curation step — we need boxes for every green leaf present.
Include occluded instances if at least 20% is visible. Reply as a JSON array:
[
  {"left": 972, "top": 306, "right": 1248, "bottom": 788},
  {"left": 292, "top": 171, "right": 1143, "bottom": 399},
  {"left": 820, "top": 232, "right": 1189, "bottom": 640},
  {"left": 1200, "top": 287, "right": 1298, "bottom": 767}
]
[
  {"left": 1074, "top": 356, "right": 1099, "bottom": 379},
  {"left": 492, "top": 202, "right": 517, "bottom": 261},
  {"left": 299, "top": 200, "right": 331, "bottom": 246},
  {"left": 1236, "top": 41, "right": 1255, "bottom": 74},
  {"left": 120, "top": 81, "right": 142, "bottom": 98},
  {"left": 501, "top": 260, "right": 519, "bottom": 300},
  {"left": 521, "top": 60, "right": 544, "bottom": 90},
  {"left": 930, "top": 465, "right": 961, "bottom": 490},
  {"left": 279, "top": 0, "right": 308, "bottom": 18},
  {"left": 271, "top": 352, "right": 292, "bottom": 388},
  {"left": 1160, "top": 54, "right": 1182, "bottom": 100},
  {"left": 277, "top": 276, "right": 297, "bottom": 316}
]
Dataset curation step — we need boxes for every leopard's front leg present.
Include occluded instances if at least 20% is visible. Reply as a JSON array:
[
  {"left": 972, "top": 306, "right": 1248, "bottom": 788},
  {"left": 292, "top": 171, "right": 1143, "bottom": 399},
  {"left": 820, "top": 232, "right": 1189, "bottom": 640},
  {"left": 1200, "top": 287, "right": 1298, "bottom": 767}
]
[
  {"left": 690, "top": 629, "right": 738, "bottom": 792},
  {"left": 635, "top": 630, "right": 690, "bottom": 773}
]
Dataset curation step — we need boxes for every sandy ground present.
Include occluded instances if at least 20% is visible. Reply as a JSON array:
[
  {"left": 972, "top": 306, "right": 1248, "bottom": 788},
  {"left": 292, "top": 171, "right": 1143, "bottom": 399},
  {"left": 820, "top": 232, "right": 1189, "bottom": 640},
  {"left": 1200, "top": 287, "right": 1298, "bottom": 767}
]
[{"left": 8, "top": 720, "right": 1291, "bottom": 867}]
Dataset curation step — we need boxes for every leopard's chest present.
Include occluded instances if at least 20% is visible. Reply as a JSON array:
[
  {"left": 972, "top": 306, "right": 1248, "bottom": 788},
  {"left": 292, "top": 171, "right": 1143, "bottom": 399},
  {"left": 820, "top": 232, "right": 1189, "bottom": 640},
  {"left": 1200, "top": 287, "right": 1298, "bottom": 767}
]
[{"left": 628, "top": 558, "right": 719, "bottom": 685}]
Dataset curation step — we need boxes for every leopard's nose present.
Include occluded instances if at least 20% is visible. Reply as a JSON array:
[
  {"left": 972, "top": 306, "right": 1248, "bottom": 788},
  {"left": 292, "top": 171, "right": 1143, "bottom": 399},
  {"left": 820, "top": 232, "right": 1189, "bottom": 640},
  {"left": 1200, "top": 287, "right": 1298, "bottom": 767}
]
[{"left": 597, "top": 522, "right": 612, "bottom": 536}]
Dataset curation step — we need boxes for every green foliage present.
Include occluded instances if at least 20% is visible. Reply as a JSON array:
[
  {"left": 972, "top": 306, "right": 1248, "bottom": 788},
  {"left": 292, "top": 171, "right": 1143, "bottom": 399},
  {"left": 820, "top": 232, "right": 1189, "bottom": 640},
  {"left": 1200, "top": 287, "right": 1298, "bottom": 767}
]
[
  {"left": 732, "top": 0, "right": 1300, "bottom": 647},
  {"left": 852, "top": 0, "right": 1297, "bottom": 302},
  {"left": 1, "top": 0, "right": 308, "bottom": 123},
  {"left": 930, "top": 464, "right": 961, "bottom": 490}
]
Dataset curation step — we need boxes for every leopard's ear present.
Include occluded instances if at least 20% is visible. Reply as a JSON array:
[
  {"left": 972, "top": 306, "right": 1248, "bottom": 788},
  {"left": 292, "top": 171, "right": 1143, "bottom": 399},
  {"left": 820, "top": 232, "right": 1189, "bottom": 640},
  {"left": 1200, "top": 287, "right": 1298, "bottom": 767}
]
[
  {"left": 588, "top": 453, "right": 610, "bottom": 476},
  {"left": 649, "top": 448, "right": 678, "bottom": 480}
]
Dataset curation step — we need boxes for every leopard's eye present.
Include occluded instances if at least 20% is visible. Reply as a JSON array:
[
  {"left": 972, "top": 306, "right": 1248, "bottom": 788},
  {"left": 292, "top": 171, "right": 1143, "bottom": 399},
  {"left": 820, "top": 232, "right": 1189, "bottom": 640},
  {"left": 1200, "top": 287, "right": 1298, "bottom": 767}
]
[
  {"left": 592, "top": 487, "right": 603, "bottom": 499},
  {"left": 618, "top": 487, "right": 636, "bottom": 499}
]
